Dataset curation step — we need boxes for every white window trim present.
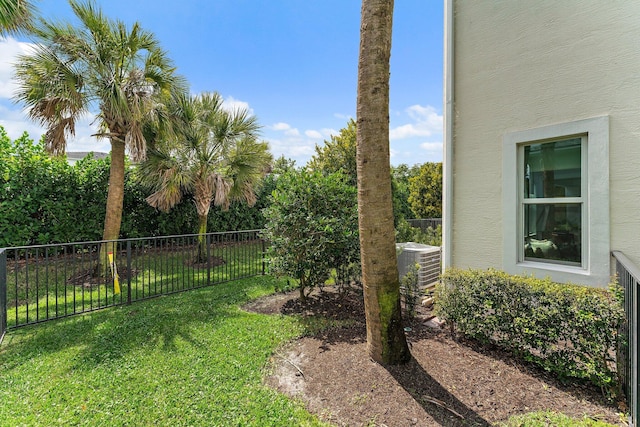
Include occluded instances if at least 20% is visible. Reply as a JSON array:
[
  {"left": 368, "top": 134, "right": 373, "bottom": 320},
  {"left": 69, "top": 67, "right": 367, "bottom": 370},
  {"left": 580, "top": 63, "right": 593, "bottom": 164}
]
[{"left": 502, "top": 116, "right": 609, "bottom": 286}]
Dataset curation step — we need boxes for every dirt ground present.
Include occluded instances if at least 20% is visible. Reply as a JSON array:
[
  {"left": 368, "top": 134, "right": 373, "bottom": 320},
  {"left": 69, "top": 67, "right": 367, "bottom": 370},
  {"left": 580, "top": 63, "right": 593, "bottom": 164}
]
[{"left": 243, "top": 286, "right": 625, "bottom": 427}]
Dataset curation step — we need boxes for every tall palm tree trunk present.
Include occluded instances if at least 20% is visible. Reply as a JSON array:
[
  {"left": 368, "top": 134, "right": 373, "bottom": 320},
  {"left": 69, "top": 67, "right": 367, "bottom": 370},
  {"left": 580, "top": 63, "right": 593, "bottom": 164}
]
[
  {"left": 356, "top": 0, "right": 411, "bottom": 365},
  {"left": 98, "top": 140, "right": 126, "bottom": 275}
]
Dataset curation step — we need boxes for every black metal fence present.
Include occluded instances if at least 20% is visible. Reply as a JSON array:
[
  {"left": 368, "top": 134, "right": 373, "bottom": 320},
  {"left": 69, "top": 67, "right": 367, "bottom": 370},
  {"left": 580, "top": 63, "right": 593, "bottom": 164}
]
[
  {"left": 0, "top": 230, "right": 264, "bottom": 336},
  {"left": 613, "top": 250, "right": 639, "bottom": 427},
  {"left": 407, "top": 218, "right": 442, "bottom": 232}
]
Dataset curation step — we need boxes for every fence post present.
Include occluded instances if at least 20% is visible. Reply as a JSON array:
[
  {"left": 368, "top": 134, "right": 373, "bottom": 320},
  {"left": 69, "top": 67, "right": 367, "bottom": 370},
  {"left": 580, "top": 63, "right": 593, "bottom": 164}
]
[
  {"left": 126, "top": 241, "right": 132, "bottom": 305},
  {"left": 262, "top": 239, "right": 266, "bottom": 276},
  {"left": 0, "top": 249, "right": 6, "bottom": 343},
  {"left": 206, "top": 234, "right": 211, "bottom": 286}
]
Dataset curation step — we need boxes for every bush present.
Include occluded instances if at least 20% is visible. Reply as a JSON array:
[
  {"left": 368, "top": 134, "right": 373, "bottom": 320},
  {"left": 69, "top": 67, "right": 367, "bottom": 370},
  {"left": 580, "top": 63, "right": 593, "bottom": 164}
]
[
  {"left": 400, "top": 262, "right": 421, "bottom": 318},
  {"left": 0, "top": 127, "right": 273, "bottom": 247},
  {"left": 436, "top": 268, "right": 624, "bottom": 394},
  {"left": 261, "top": 170, "right": 360, "bottom": 300},
  {"left": 395, "top": 218, "right": 441, "bottom": 246}
]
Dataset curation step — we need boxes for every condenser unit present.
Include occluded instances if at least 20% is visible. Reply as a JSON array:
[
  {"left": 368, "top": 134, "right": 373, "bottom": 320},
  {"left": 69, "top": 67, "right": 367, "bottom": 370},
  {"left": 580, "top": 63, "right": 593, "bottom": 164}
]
[{"left": 396, "top": 242, "right": 441, "bottom": 289}]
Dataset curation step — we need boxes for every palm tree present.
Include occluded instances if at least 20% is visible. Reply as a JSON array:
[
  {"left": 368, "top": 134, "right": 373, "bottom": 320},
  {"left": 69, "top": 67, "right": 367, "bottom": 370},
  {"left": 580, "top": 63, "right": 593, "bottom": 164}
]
[
  {"left": 13, "top": 0, "right": 184, "bottom": 272},
  {"left": 356, "top": 0, "right": 411, "bottom": 364},
  {"left": 139, "top": 92, "right": 271, "bottom": 263},
  {"left": 0, "top": 0, "right": 36, "bottom": 35}
]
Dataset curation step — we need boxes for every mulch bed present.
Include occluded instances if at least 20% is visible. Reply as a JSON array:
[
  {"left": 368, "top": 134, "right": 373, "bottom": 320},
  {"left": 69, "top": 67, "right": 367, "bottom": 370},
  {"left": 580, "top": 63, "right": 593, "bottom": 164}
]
[{"left": 243, "top": 286, "right": 624, "bottom": 427}]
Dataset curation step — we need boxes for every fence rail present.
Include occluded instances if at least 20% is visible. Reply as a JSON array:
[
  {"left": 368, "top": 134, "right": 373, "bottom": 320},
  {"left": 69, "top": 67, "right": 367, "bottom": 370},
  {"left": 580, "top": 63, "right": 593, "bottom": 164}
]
[
  {"left": 613, "top": 250, "right": 639, "bottom": 427},
  {"left": 0, "top": 230, "right": 264, "bottom": 335},
  {"left": 407, "top": 218, "right": 442, "bottom": 232}
]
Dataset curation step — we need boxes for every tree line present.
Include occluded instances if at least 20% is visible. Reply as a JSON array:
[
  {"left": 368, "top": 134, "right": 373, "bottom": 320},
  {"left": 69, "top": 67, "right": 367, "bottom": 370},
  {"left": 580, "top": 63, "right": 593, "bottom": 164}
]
[{"left": 0, "top": 122, "right": 441, "bottom": 248}]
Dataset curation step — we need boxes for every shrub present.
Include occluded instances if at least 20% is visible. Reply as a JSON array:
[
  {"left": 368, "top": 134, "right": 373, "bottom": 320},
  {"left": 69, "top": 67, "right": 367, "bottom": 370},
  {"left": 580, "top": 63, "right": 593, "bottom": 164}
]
[
  {"left": 400, "top": 262, "right": 421, "bottom": 318},
  {"left": 395, "top": 218, "right": 441, "bottom": 246},
  {"left": 0, "top": 127, "right": 273, "bottom": 247},
  {"left": 261, "top": 169, "right": 360, "bottom": 300},
  {"left": 436, "top": 268, "right": 625, "bottom": 394}
]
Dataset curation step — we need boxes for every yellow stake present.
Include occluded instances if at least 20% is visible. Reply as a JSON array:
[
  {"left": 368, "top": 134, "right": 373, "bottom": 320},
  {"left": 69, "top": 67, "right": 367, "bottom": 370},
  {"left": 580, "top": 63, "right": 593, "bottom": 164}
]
[{"left": 108, "top": 252, "right": 121, "bottom": 295}]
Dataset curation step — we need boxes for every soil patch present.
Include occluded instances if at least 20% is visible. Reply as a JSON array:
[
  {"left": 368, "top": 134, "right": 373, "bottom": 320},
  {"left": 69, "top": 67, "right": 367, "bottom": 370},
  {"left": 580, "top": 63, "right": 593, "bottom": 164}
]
[
  {"left": 190, "top": 256, "right": 226, "bottom": 269},
  {"left": 67, "top": 267, "right": 139, "bottom": 287},
  {"left": 244, "top": 287, "right": 624, "bottom": 427}
]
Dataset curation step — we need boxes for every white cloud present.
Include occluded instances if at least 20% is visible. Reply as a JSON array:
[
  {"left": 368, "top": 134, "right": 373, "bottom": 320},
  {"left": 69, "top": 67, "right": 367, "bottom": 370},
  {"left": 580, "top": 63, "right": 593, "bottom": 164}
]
[
  {"left": 271, "top": 122, "right": 291, "bottom": 131},
  {"left": 304, "top": 129, "right": 323, "bottom": 139},
  {"left": 221, "top": 96, "right": 254, "bottom": 115},
  {"left": 0, "top": 103, "right": 44, "bottom": 140},
  {"left": 0, "top": 100, "right": 108, "bottom": 153},
  {"left": 270, "top": 122, "right": 300, "bottom": 137},
  {"left": 389, "top": 104, "right": 442, "bottom": 140},
  {"left": 0, "top": 37, "right": 34, "bottom": 99},
  {"left": 420, "top": 141, "right": 443, "bottom": 153},
  {"left": 321, "top": 128, "right": 338, "bottom": 138},
  {"left": 265, "top": 136, "right": 315, "bottom": 159}
]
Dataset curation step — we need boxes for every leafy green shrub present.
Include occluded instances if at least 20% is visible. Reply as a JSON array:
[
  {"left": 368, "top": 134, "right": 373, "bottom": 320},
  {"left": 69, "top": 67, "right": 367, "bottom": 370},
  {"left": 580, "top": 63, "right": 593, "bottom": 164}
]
[
  {"left": 395, "top": 218, "right": 441, "bottom": 246},
  {"left": 261, "top": 169, "right": 360, "bottom": 300},
  {"left": 400, "top": 262, "right": 421, "bottom": 318},
  {"left": 436, "top": 268, "right": 624, "bottom": 394}
]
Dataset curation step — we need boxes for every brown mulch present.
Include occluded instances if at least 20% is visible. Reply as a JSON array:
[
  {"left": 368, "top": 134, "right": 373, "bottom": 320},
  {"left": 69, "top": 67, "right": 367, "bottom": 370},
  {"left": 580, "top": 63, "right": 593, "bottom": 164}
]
[{"left": 243, "top": 287, "right": 625, "bottom": 427}]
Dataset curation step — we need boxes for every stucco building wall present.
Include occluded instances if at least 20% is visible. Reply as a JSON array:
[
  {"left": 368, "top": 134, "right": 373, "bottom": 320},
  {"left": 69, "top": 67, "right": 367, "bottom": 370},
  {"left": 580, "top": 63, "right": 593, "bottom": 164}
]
[{"left": 447, "top": 1, "right": 640, "bottom": 284}]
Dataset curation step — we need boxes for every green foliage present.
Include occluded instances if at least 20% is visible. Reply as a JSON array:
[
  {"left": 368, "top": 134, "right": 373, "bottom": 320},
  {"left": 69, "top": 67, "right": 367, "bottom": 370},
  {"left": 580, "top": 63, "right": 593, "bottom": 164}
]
[
  {"left": 400, "top": 262, "right": 421, "bottom": 318},
  {"left": 395, "top": 219, "right": 442, "bottom": 246},
  {"left": 306, "top": 121, "right": 417, "bottom": 228},
  {"left": 0, "top": 131, "right": 92, "bottom": 246},
  {"left": 436, "top": 269, "right": 625, "bottom": 395},
  {"left": 408, "top": 162, "right": 442, "bottom": 218},
  {"left": 391, "top": 164, "right": 420, "bottom": 225},
  {"left": 262, "top": 169, "right": 360, "bottom": 299},
  {"left": 0, "top": 127, "right": 271, "bottom": 247},
  {"left": 307, "top": 119, "right": 357, "bottom": 187}
]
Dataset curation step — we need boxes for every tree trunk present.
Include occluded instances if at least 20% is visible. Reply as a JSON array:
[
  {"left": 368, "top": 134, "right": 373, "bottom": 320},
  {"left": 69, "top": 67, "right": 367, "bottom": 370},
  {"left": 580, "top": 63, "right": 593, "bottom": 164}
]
[
  {"left": 97, "top": 139, "right": 126, "bottom": 276},
  {"left": 356, "top": 0, "right": 411, "bottom": 365},
  {"left": 197, "top": 213, "right": 208, "bottom": 264}
]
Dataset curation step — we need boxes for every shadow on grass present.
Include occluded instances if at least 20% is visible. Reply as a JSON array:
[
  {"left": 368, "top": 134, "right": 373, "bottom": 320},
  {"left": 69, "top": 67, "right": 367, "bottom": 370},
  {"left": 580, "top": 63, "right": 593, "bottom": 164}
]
[
  {"left": 1, "top": 276, "right": 277, "bottom": 370},
  {"left": 385, "top": 357, "right": 491, "bottom": 427}
]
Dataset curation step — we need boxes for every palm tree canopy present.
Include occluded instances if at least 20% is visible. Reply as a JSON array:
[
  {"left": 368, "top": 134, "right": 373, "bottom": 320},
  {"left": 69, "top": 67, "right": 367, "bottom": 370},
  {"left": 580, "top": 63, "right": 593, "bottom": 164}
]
[
  {"left": 13, "top": 0, "right": 185, "bottom": 158},
  {"left": 139, "top": 91, "right": 272, "bottom": 215},
  {"left": 0, "top": 0, "right": 37, "bottom": 35}
]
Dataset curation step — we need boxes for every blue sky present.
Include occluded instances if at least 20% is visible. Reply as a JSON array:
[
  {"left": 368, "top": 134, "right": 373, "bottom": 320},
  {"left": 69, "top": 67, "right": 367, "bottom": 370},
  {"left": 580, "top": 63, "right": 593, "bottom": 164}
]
[{"left": 0, "top": 0, "right": 444, "bottom": 166}]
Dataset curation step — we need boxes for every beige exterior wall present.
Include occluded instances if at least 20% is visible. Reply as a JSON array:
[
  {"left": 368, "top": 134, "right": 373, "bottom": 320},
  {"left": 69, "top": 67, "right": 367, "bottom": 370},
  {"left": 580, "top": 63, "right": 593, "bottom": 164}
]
[{"left": 448, "top": 1, "right": 640, "bottom": 284}]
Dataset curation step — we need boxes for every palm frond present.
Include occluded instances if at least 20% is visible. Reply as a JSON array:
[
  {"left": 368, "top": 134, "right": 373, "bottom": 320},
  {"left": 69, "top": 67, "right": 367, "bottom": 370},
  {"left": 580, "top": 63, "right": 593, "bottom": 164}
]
[{"left": 0, "top": 0, "right": 37, "bottom": 35}]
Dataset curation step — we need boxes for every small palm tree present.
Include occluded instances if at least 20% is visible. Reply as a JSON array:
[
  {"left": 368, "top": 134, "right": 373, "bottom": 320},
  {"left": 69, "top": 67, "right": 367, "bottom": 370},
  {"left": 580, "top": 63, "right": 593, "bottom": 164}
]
[
  {"left": 139, "top": 92, "right": 271, "bottom": 263},
  {"left": 13, "top": 0, "right": 184, "bottom": 272},
  {"left": 0, "top": 0, "right": 37, "bottom": 35}
]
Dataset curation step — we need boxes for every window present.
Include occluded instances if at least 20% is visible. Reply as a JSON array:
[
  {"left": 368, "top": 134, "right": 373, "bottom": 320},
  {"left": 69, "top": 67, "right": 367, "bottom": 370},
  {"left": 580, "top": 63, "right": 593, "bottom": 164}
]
[
  {"left": 522, "top": 137, "right": 584, "bottom": 266},
  {"left": 502, "top": 117, "right": 609, "bottom": 286}
]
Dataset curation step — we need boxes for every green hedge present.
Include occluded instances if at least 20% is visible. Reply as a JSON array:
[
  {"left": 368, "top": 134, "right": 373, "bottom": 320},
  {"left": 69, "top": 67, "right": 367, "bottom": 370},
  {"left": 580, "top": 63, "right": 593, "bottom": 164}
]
[
  {"left": 0, "top": 130, "right": 273, "bottom": 247},
  {"left": 436, "top": 268, "right": 624, "bottom": 393}
]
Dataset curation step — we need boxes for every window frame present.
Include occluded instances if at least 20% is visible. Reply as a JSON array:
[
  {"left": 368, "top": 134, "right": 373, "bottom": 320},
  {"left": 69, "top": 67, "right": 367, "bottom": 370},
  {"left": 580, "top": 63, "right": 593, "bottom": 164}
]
[
  {"left": 502, "top": 116, "right": 609, "bottom": 286},
  {"left": 519, "top": 136, "right": 586, "bottom": 267}
]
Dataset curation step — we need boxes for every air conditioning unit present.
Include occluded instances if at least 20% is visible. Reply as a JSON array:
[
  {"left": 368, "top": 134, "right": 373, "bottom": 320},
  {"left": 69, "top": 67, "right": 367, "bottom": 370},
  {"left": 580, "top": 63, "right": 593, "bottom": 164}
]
[{"left": 396, "top": 242, "right": 441, "bottom": 289}]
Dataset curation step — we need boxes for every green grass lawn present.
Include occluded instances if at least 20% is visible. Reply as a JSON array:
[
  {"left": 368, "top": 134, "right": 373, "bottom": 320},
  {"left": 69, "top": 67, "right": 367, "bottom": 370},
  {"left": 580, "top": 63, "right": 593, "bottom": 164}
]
[
  {"left": 0, "top": 275, "right": 325, "bottom": 426},
  {"left": 6, "top": 240, "right": 264, "bottom": 327}
]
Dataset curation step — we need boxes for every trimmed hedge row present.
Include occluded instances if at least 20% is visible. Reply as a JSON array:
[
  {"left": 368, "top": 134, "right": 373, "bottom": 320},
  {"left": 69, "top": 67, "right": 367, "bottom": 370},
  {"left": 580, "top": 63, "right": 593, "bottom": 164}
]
[
  {"left": 435, "top": 269, "right": 624, "bottom": 393},
  {"left": 0, "top": 131, "right": 273, "bottom": 247}
]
